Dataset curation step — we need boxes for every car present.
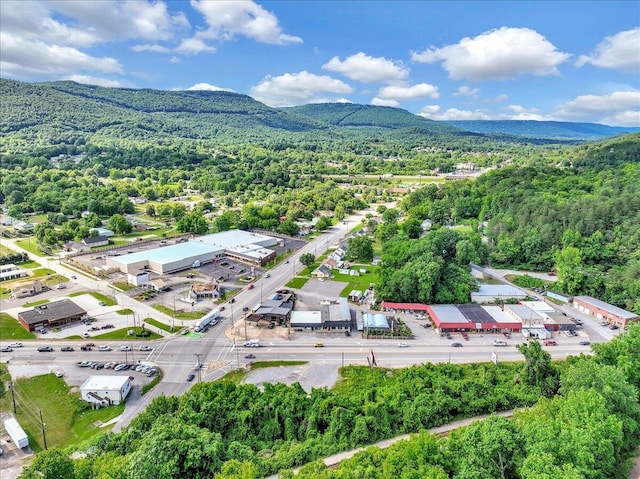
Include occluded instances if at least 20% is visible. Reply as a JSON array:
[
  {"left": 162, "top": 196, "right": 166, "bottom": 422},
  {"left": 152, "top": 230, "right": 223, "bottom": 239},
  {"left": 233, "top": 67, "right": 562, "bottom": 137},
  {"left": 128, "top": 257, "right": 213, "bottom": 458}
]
[
  {"left": 398, "top": 342, "right": 409, "bottom": 348},
  {"left": 38, "top": 346, "right": 54, "bottom": 352},
  {"left": 120, "top": 345, "right": 132, "bottom": 351},
  {"left": 314, "top": 343, "right": 324, "bottom": 347},
  {"left": 248, "top": 284, "right": 255, "bottom": 290},
  {"left": 71, "top": 275, "right": 77, "bottom": 279},
  {"left": 451, "top": 343, "right": 463, "bottom": 348},
  {"left": 265, "top": 273, "right": 271, "bottom": 278},
  {"left": 54, "top": 371, "right": 63, "bottom": 378},
  {"left": 180, "top": 328, "right": 189, "bottom": 335},
  {"left": 543, "top": 340, "right": 557, "bottom": 346},
  {"left": 98, "top": 301, "right": 106, "bottom": 306},
  {"left": 98, "top": 345, "right": 112, "bottom": 351},
  {"left": 80, "top": 345, "right": 92, "bottom": 351},
  {"left": 242, "top": 306, "right": 249, "bottom": 312},
  {"left": 61, "top": 346, "right": 74, "bottom": 352},
  {"left": 186, "top": 373, "right": 195, "bottom": 382},
  {"left": 220, "top": 306, "right": 226, "bottom": 311},
  {"left": 81, "top": 332, "right": 90, "bottom": 339},
  {"left": 114, "top": 364, "right": 126, "bottom": 371},
  {"left": 579, "top": 340, "right": 591, "bottom": 346},
  {"left": 461, "top": 332, "right": 469, "bottom": 340},
  {"left": 244, "top": 354, "right": 256, "bottom": 359},
  {"left": 609, "top": 324, "right": 619, "bottom": 330},
  {"left": 139, "top": 345, "right": 153, "bottom": 351},
  {"left": 56, "top": 283, "right": 66, "bottom": 289},
  {"left": 77, "top": 361, "right": 91, "bottom": 367},
  {"left": 9, "top": 342, "right": 23, "bottom": 348},
  {"left": 0, "top": 346, "right": 12, "bottom": 353},
  {"left": 229, "top": 298, "right": 236, "bottom": 304},
  {"left": 285, "top": 260, "right": 289, "bottom": 263}
]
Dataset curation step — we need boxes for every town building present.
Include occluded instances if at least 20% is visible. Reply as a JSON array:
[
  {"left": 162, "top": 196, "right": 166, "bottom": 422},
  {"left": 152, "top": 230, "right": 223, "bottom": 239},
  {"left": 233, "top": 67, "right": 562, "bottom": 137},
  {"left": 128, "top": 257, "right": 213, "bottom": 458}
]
[
  {"left": 80, "top": 376, "right": 132, "bottom": 407},
  {"left": 0, "top": 264, "right": 28, "bottom": 282},
  {"left": 572, "top": 295, "right": 639, "bottom": 328},
  {"left": 471, "top": 284, "right": 528, "bottom": 304},
  {"left": 17, "top": 299, "right": 87, "bottom": 332},
  {"left": 82, "top": 235, "right": 109, "bottom": 247},
  {"left": 11, "top": 280, "right": 47, "bottom": 299}
]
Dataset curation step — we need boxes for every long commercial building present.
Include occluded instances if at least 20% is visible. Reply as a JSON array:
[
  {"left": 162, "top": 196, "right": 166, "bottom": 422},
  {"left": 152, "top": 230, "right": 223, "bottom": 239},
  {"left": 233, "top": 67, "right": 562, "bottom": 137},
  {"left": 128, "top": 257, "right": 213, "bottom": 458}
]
[{"left": 572, "top": 295, "right": 638, "bottom": 328}]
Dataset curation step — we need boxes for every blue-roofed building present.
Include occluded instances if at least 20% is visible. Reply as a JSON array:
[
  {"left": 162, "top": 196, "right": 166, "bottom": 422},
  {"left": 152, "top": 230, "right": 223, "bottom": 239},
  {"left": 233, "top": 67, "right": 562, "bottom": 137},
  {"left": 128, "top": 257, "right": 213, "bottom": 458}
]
[{"left": 359, "top": 313, "right": 390, "bottom": 331}]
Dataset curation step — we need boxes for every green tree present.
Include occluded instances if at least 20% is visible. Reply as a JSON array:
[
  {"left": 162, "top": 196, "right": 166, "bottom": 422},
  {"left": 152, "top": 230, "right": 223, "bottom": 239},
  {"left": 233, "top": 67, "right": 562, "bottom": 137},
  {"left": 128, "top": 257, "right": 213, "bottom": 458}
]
[
  {"left": 347, "top": 236, "right": 374, "bottom": 262},
  {"left": 516, "top": 340, "right": 558, "bottom": 397},
  {"left": 299, "top": 253, "right": 316, "bottom": 267},
  {"left": 19, "top": 449, "right": 76, "bottom": 479},
  {"left": 107, "top": 214, "right": 133, "bottom": 234},
  {"left": 145, "top": 204, "right": 156, "bottom": 217}
]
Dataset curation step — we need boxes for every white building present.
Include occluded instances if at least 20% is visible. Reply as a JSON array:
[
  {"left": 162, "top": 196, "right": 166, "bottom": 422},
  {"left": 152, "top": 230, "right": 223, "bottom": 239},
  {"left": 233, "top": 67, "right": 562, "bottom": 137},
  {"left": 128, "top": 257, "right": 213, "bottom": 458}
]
[
  {"left": 80, "top": 376, "right": 132, "bottom": 407},
  {"left": 471, "top": 284, "right": 528, "bottom": 304}
]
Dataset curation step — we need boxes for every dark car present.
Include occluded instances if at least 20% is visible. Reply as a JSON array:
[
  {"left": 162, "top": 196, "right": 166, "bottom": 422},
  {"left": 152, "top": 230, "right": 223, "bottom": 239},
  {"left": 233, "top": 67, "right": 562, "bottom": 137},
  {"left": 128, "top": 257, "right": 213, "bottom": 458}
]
[
  {"left": 81, "top": 345, "right": 92, "bottom": 351},
  {"left": 38, "top": 346, "right": 54, "bottom": 352},
  {"left": 186, "top": 373, "right": 195, "bottom": 382},
  {"left": 229, "top": 298, "right": 236, "bottom": 304},
  {"left": 244, "top": 354, "right": 256, "bottom": 359},
  {"left": 242, "top": 306, "right": 249, "bottom": 312},
  {"left": 61, "top": 346, "right": 74, "bottom": 352},
  {"left": 451, "top": 342, "right": 463, "bottom": 348},
  {"left": 579, "top": 340, "right": 591, "bottom": 346}
]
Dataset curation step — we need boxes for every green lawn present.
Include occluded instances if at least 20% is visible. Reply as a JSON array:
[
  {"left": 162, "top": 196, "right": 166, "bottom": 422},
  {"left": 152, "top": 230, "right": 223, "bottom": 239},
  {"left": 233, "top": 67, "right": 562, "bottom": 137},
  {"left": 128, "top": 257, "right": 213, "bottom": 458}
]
[
  {"left": 15, "top": 239, "right": 46, "bottom": 257},
  {"left": 0, "top": 313, "right": 36, "bottom": 339},
  {"left": 144, "top": 317, "right": 174, "bottom": 332},
  {"left": 30, "top": 267, "right": 57, "bottom": 278},
  {"left": 112, "top": 281, "right": 136, "bottom": 291},
  {"left": 0, "top": 373, "right": 123, "bottom": 451},
  {"left": 286, "top": 277, "right": 309, "bottom": 289},
  {"left": 0, "top": 287, "right": 11, "bottom": 301},
  {"left": 22, "top": 299, "right": 50, "bottom": 307},
  {"left": 153, "top": 304, "right": 204, "bottom": 320},
  {"left": 20, "top": 260, "right": 41, "bottom": 269},
  {"left": 89, "top": 326, "right": 162, "bottom": 340},
  {"left": 116, "top": 308, "right": 134, "bottom": 315},
  {"left": 218, "top": 360, "right": 308, "bottom": 384}
]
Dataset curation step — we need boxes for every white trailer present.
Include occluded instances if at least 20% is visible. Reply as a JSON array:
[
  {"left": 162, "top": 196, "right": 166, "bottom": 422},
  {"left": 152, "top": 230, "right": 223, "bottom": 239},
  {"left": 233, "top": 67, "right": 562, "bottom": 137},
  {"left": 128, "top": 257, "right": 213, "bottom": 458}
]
[
  {"left": 4, "top": 417, "right": 29, "bottom": 449},
  {"left": 194, "top": 309, "right": 221, "bottom": 332},
  {"left": 243, "top": 339, "right": 260, "bottom": 347}
]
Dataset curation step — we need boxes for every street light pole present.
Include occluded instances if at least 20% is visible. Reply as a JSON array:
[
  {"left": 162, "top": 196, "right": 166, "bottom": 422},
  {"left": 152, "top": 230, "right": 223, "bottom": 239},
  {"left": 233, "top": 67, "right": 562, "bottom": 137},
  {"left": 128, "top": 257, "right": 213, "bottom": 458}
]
[{"left": 194, "top": 353, "right": 202, "bottom": 383}]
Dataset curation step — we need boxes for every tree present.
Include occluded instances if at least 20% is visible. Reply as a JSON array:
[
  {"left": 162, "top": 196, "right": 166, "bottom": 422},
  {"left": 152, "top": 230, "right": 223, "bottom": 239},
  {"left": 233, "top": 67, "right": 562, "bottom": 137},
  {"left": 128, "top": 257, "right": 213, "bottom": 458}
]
[
  {"left": 315, "top": 216, "right": 332, "bottom": 231},
  {"left": 347, "top": 236, "right": 374, "bottom": 262},
  {"left": 146, "top": 204, "right": 156, "bottom": 217},
  {"left": 299, "top": 253, "right": 316, "bottom": 267},
  {"left": 19, "top": 449, "right": 76, "bottom": 479},
  {"left": 516, "top": 340, "right": 558, "bottom": 397},
  {"left": 107, "top": 214, "right": 133, "bottom": 234},
  {"left": 176, "top": 212, "right": 209, "bottom": 234}
]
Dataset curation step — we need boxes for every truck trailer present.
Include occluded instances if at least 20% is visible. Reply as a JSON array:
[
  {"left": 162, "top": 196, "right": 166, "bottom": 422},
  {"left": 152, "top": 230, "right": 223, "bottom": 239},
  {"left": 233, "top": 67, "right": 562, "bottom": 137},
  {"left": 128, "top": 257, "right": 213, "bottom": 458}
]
[
  {"left": 194, "top": 309, "right": 221, "bottom": 332},
  {"left": 4, "top": 417, "right": 29, "bottom": 449}
]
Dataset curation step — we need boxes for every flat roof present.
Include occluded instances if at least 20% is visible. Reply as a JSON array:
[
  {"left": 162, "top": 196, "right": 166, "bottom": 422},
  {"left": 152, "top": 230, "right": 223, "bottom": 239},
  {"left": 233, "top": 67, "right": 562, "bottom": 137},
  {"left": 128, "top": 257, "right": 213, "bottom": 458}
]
[
  {"left": 19, "top": 299, "right": 86, "bottom": 325},
  {"left": 506, "top": 304, "right": 543, "bottom": 321},
  {"left": 482, "top": 306, "right": 518, "bottom": 323},
  {"left": 327, "top": 298, "right": 350, "bottom": 322},
  {"left": 194, "top": 229, "right": 277, "bottom": 249},
  {"left": 520, "top": 301, "right": 555, "bottom": 312},
  {"left": 575, "top": 295, "right": 638, "bottom": 319},
  {"left": 80, "top": 375, "right": 130, "bottom": 391},
  {"left": 458, "top": 303, "right": 495, "bottom": 323},
  {"left": 291, "top": 311, "right": 323, "bottom": 325},
  {"left": 116, "top": 241, "right": 220, "bottom": 266},
  {"left": 473, "top": 284, "right": 527, "bottom": 297},
  {"left": 429, "top": 305, "right": 470, "bottom": 324},
  {"left": 362, "top": 313, "right": 390, "bottom": 329}
]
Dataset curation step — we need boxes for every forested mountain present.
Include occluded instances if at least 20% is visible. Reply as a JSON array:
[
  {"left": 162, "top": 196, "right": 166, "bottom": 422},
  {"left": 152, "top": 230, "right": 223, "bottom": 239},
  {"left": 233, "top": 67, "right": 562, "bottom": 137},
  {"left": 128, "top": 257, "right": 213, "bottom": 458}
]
[{"left": 445, "top": 120, "right": 640, "bottom": 140}]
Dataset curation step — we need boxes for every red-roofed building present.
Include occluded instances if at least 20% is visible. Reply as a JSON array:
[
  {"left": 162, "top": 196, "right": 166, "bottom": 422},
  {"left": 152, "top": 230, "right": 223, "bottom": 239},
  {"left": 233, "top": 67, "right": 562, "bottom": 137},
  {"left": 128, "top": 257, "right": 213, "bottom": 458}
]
[{"left": 381, "top": 301, "right": 430, "bottom": 313}]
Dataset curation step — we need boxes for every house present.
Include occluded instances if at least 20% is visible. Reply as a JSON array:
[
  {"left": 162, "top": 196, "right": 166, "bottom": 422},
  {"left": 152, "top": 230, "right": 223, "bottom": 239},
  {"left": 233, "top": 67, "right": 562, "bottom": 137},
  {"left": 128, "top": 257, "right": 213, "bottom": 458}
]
[
  {"left": 93, "top": 227, "right": 115, "bottom": 237},
  {"left": 189, "top": 282, "right": 217, "bottom": 299},
  {"left": 11, "top": 280, "right": 47, "bottom": 299},
  {"left": 312, "top": 265, "right": 331, "bottom": 278},
  {"left": 80, "top": 376, "right": 132, "bottom": 407},
  {"left": 572, "top": 295, "right": 638, "bottom": 328},
  {"left": 64, "top": 241, "right": 90, "bottom": 253},
  {"left": 82, "top": 235, "right": 109, "bottom": 247}
]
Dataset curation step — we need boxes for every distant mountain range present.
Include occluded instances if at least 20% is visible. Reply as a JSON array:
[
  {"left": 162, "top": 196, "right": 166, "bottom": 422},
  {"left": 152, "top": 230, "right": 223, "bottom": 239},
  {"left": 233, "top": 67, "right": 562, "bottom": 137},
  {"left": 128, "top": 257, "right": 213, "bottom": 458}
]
[
  {"left": 444, "top": 120, "right": 640, "bottom": 140},
  {"left": 1, "top": 79, "right": 637, "bottom": 154}
]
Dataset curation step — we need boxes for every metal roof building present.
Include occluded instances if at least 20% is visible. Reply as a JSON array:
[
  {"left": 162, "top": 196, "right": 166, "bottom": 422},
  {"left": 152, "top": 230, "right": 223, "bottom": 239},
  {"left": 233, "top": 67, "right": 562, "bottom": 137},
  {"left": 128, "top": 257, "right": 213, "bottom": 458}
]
[
  {"left": 471, "top": 284, "right": 528, "bottom": 304},
  {"left": 17, "top": 299, "right": 86, "bottom": 332},
  {"left": 573, "top": 295, "right": 639, "bottom": 327}
]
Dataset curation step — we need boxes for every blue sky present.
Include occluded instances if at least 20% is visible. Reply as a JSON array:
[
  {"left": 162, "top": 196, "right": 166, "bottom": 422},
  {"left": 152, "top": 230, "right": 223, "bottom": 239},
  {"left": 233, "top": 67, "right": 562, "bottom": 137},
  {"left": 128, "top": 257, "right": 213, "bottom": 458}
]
[{"left": 1, "top": 1, "right": 639, "bottom": 125}]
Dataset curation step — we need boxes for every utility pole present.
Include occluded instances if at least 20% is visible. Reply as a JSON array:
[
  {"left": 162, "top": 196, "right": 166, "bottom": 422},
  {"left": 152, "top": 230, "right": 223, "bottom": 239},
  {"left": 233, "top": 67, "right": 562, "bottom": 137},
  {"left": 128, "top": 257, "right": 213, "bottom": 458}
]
[
  {"left": 39, "top": 409, "right": 48, "bottom": 450},
  {"left": 194, "top": 354, "right": 202, "bottom": 383},
  {"left": 9, "top": 382, "right": 17, "bottom": 414}
]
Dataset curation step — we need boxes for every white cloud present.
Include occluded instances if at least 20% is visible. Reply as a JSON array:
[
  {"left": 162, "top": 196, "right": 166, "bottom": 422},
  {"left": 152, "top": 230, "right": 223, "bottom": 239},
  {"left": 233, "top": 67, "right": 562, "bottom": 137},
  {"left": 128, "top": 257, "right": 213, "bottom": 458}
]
[
  {"left": 250, "top": 71, "right": 352, "bottom": 107},
  {"left": 0, "top": 31, "right": 123, "bottom": 78},
  {"left": 186, "top": 83, "right": 235, "bottom": 92},
  {"left": 131, "top": 44, "right": 171, "bottom": 53},
  {"left": 189, "top": 0, "right": 302, "bottom": 45},
  {"left": 599, "top": 110, "right": 640, "bottom": 127},
  {"left": 453, "top": 86, "right": 479, "bottom": 98},
  {"left": 418, "top": 106, "right": 492, "bottom": 121},
  {"left": 169, "top": 56, "right": 181, "bottom": 64},
  {"left": 322, "top": 52, "right": 409, "bottom": 83},
  {"left": 552, "top": 90, "right": 640, "bottom": 125},
  {"left": 491, "top": 93, "right": 509, "bottom": 103},
  {"left": 62, "top": 75, "right": 124, "bottom": 88},
  {"left": 175, "top": 38, "right": 216, "bottom": 54},
  {"left": 377, "top": 83, "right": 439, "bottom": 100},
  {"left": 576, "top": 28, "right": 640, "bottom": 72},
  {"left": 411, "top": 27, "right": 571, "bottom": 81},
  {"left": 371, "top": 98, "right": 401, "bottom": 108}
]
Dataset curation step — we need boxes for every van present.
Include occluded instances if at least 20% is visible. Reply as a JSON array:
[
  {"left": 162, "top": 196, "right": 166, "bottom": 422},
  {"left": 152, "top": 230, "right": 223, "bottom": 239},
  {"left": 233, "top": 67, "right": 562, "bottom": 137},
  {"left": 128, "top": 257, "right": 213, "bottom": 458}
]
[{"left": 493, "top": 339, "right": 508, "bottom": 347}]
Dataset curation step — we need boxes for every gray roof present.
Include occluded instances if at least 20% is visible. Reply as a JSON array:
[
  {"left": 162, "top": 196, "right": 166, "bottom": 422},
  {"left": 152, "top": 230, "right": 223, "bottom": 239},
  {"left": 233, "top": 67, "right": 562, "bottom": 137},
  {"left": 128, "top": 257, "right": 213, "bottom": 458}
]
[
  {"left": 575, "top": 296, "right": 638, "bottom": 319},
  {"left": 19, "top": 299, "right": 86, "bottom": 325}
]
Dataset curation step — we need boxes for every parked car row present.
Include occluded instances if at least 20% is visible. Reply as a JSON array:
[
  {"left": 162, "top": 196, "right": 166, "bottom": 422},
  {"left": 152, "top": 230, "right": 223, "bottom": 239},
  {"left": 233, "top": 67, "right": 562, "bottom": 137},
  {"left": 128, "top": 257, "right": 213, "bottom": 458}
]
[{"left": 76, "top": 361, "right": 157, "bottom": 376}]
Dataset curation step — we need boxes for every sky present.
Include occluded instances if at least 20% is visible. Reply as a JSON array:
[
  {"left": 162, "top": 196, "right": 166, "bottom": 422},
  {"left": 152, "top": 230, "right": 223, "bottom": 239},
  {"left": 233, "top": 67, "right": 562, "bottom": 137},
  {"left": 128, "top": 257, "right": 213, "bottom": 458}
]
[{"left": 1, "top": 0, "right": 639, "bottom": 126}]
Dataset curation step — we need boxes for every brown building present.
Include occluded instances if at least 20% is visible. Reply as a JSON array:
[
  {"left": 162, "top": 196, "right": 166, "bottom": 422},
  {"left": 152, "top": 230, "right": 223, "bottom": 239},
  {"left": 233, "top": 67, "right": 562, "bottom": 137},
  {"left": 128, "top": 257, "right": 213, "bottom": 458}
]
[
  {"left": 18, "top": 299, "right": 87, "bottom": 332},
  {"left": 572, "top": 295, "right": 638, "bottom": 328}
]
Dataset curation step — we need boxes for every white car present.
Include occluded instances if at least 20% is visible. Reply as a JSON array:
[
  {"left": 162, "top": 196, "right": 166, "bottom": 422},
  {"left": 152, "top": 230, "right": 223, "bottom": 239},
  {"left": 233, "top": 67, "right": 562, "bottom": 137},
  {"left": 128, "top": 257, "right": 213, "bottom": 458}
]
[
  {"left": 9, "top": 342, "right": 23, "bottom": 348},
  {"left": 98, "top": 345, "right": 112, "bottom": 351},
  {"left": 81, "top": 332, "right": 91, "bottom": 339},
  {"left": 120, "top": 345, "right": 132, "bottom": 351},
  {"left": 398, "top": 342, "right": 409, "bottom": 348},
  {"left": 139, "top": 345, "right": 153, "bottom": 351}
]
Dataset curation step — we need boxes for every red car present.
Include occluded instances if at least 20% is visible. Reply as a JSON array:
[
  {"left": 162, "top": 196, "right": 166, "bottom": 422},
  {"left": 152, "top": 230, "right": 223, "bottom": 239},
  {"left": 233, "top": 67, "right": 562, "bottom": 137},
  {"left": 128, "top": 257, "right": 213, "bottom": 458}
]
[
  {"left": 461, "top": 332, "right": 469, "bottom": 340},
  {"left": 543, "top": 340, "right": 557, "bottom": 346},
  {"left": 248, "top": 284, "right": 255, "bottom": 290}
]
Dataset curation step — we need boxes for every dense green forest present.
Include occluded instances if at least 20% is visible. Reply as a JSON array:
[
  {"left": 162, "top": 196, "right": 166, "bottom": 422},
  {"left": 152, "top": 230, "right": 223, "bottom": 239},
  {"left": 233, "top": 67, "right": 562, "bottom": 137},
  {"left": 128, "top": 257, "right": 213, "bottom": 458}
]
[{"left": 19, "top": 325, "right": 640, "bottom": 479}]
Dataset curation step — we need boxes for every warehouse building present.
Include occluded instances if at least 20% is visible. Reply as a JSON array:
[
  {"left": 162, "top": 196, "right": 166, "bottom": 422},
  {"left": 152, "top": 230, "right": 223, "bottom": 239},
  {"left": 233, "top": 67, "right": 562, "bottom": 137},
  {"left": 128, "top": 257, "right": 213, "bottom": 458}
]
[
  {"left": 572, "top": 295, "right": 639, "bottom": 328},
  {"left": 17, "top": 299, "right": 86, "bottom": 332},
  {"left": 471, "top": 284, "right": 528, "bottom": 304},
  {"left": 107, "top": 229, "right": 278, "bottom": 275}
]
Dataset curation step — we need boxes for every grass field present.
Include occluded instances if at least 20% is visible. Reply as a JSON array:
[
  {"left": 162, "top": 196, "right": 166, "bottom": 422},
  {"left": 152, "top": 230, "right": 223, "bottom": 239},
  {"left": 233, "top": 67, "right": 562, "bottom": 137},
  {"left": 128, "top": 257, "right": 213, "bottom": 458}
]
[
  {"left": 29, "top": 268, "right": 56, "bottom": 278},
  {"left": 87, "top": 326, "right": 162, "bottom": 341},
  {"left": 144, "top": 317, "right": 174, "bottom": 332},
  {"left": 112, "top": 281, "right": 136, "bottom": 291},
  {"left": 69, "top": 291, "right": 117, "bottom": 306},
  {"left": 22, "top": 299, "right": 50, "bottom": 307},
  {"left": 0, "top": 312, "right": 36, "bottom": 340},
  {"left": 20, "top": 260, "right": 41, "bottom": 269},
  {"left": 153, "top": 304, "right": 204, "bottom": 320},
  {"left": 286, "top": 277, "right": 309, "bottom": 289},
  {"left": 15, "top": 239, "right": 47, "bottom": 257},
  {"left": 218, "top": 360, "right": 308, "bottom": 384},
  {"left": 0, "top": 373, "right": 124, "bottom": 451}
]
